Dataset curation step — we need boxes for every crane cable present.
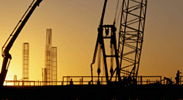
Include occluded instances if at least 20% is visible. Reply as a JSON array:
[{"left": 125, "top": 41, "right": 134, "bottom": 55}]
[
  {"left": 97, "top": 45, "right": 101, "bottom": 73},
  {"left": 113, "top": 0, "right": 120, "bottom": 25}
]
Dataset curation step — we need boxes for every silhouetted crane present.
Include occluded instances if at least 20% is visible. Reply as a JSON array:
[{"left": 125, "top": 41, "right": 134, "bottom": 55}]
[
  {"left": 91, "top": 0, "right": 147, "bottom": 85},
  {"left": 0, "top": 0, "right": 42, "bottom": 86}
]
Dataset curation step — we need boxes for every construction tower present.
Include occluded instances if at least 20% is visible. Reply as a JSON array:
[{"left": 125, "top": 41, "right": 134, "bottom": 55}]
[
  {"left": 44, "top": 29, "right": 57, "bottom": 85},
  {"left": 52, "top": 47, "right": 57, "bottom": 85},
  {"left": 42, "top": 68, "right": 47, "bottom": 86},
  {"left": 23, "top": 43, "right": 29, "bottom": 82},
  {"left": 45, "top": 29, "right": 52, "bottom": 85}
]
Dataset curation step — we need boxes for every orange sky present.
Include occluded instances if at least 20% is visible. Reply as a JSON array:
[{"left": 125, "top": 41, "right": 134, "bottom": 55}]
[{"left": 0, "top": 0, "right": 183, "bottom": 82}]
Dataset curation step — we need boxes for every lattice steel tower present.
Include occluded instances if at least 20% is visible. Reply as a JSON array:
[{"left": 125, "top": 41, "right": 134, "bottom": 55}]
[
  {"left": 118, "top": 0, "right": 147, "bottom": 78},
  {"left": 23, "top": 43, "right": 29, "bottom": 81},
  {"left": 52, "top": 47, "right": 57, "bottom": 85},
  {"left": 91, "top": 0, "right": 147, "bottom": 84},
  {"left": 45, "top": 29, "right": 52, "bottom": 85}
]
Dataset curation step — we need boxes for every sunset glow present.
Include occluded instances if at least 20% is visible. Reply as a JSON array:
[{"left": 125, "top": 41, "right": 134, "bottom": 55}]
[{"left": 0, "top": 0, "right": 183, "bottom": 83}]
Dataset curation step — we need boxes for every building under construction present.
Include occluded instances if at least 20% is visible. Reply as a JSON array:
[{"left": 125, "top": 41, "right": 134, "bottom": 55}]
[
  {"left": 22, "top": 43, "right": 29, "bottom": 81},
  {"left": 52, "top": 47, "right": 57, "bottom": 85},
  {"left": 22, "top": 43, "right": 29, "bottom": 85},
  {"left": 43, "top": 28, "right": 57, "bottom": 85},
  {"left": 2, "top": 0, "right": 183, "bottom": 99}
]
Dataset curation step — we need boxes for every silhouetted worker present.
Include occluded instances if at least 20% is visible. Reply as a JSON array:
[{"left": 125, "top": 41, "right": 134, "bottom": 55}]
[
  {"left": 164, "top": 77, "right": 173, "bottom": 85},
  {"left": 70, "top": 78, "right": 73, "bottom": 86},
  {"left": 175, "top": 70, "right": 181, "bottom": 85}
]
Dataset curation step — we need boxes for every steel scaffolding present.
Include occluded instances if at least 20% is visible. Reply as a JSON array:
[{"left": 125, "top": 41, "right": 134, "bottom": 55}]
[
  {"left": 45, "top": 29, "right": 52, "bottom": 85},
  {"left": 23, "top": 43, "right": 29, "bottom": 81},
  {"left": 42, "top": 68, "right": 47, "bottom": 86},
  {"left": 52, "top": 47, "right": 57, "bottom": 85}
]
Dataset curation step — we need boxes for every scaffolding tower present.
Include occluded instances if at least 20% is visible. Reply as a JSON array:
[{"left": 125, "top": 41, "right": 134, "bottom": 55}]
[
  {"left": 45, "top": 29, "right": 52, "bottom": 85},
  {"left": 23, "top": 43, "right": 29, "bottom": 81},
  {"left": 42, "top": 68, "right": 47, "bottom": 86},
  {"left": 52, "top": 47, "right": 57, "bottom": 85}
]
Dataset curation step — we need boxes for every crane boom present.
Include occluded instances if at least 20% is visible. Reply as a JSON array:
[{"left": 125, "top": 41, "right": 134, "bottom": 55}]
[{"left": 0, "top": 0, "right": 42, "bottom": 86}]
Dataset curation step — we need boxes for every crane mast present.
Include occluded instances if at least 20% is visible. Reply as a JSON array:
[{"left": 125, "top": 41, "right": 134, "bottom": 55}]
[
  {"left": 0, "top": 0, "right": 42, "bottom": 86},
  {"left": 91, "top": 0, "right": 121, "bottom": 85},
  {"left": 91, "top": 0, "right": 147, "bottom": 85}
]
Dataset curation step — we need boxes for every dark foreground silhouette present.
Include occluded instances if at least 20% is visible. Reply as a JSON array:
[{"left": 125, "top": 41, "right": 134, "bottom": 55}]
[{"left": 1, "top": 83, "right": 183, "bottom": 100}]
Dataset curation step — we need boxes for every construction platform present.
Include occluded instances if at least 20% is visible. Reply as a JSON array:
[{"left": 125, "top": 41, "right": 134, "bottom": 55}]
[
  {"left": 1, "top": 84, "right": 183, "bottom": 99},
  {"left": 2, "top": 76, "right": 183, "bottom": 99}
]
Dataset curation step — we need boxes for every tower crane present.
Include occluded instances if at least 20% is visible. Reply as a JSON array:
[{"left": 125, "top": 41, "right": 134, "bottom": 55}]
[{"left": 0, "top": 0, "right": 42, "bottom": 86}]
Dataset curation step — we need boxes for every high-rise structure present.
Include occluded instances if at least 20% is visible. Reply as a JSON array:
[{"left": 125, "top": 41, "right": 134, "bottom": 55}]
[
  {"left": 45, "top": 29, "right": 52, "bottom": 85},
  {"left": 52, "top": 47, "right": 57, "bottom": 85},
  {"left": 44, "top": 29, "right": 57, "bottom": 85},
  {"left": 23, "top": 43, "right": 29, "bottom": 81}
]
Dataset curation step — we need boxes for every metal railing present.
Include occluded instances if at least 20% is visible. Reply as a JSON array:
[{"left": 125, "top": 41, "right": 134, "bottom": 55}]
[
  {"left": 4, "top": 75, "right": 183, "bottom": 86},
  {"left": 63, "top": 76, "right": 163, "bottom": 85},
  {"left": 4, "top": 80, "right": 63, "bottom": 86}
]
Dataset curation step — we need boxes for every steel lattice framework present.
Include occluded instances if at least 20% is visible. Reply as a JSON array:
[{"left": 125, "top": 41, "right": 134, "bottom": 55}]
[
  {"left": 23, "top": 43, "right": 29, "bottom": 81},
  {"left": 45, "top": 29, "right": 52, "bottom": 85},
  {"left": 91, "top": 0, "right": 147, "bottom": 84},
  {"left": 118, "top": 0, "right": 147, "bottom": 78},
  {"left": 52, "top": 47, "right": 57, "bottom": 85}
]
